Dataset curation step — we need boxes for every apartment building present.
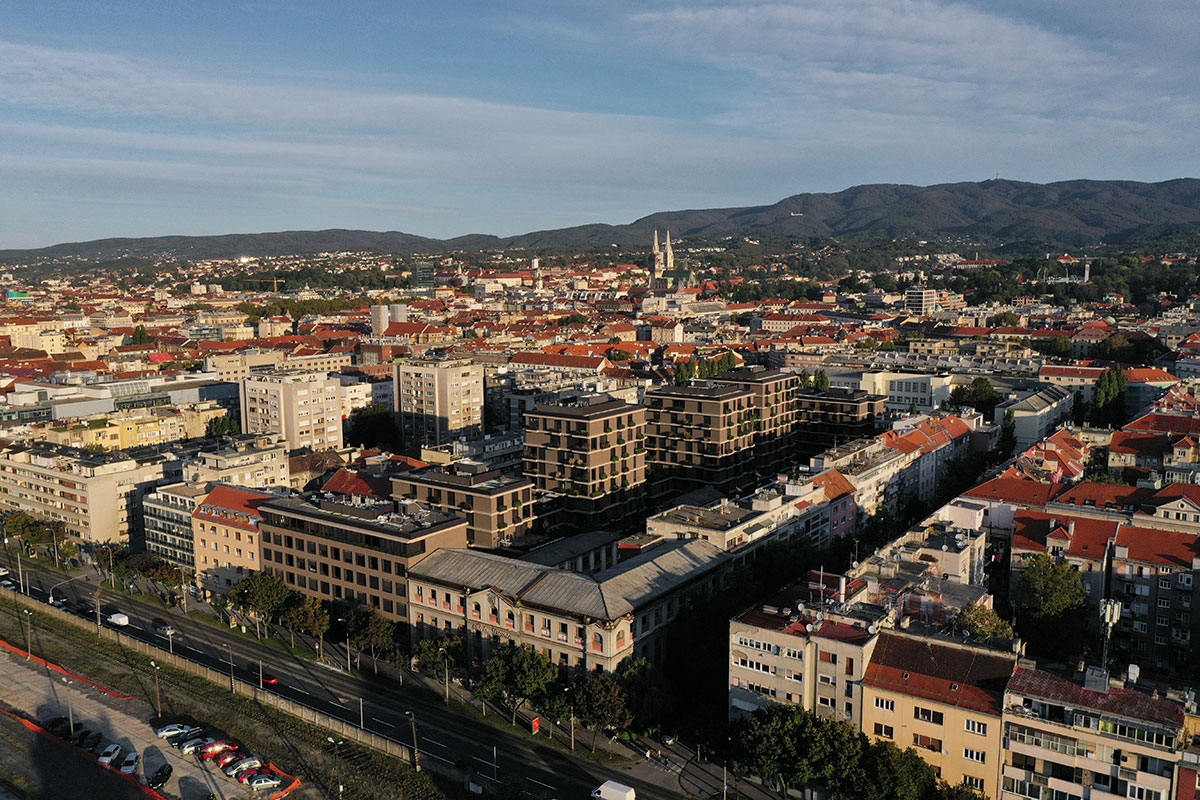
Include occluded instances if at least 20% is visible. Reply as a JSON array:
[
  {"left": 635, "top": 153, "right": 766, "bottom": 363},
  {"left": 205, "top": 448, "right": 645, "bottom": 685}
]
[
  {"left": 994, "top": 386, "right": 1074, "bottom": 451},
  {"left": 729, "top": 571, "right": 884, "bottom": 727},
  {"left": 259, "top": 495, "right": 468, "bottom": 623},
  {"left": 644, "top": 382, "right": 756, "bottom": 499},
  {"left": 906, "top": 286, "right": 939, "bottom": 315},
  {"left": 394, "top": 358, "right": 484, "bottom": 449},
  {"left": 710, "top": 366, "right": 799, "bottom": 480},
  {"left": 391, "top": 460, "right": 535, "bottom": 548},
  {"left": 1109, "top": 526, "right": 1200, "bottom": 674},
  {"left": 795, "top": 388, "right": 888, "bottom": 458},
  {"left": 861, "top": 631, "right": 1016, "bottom": 797},
  {"left": 811, "top": 438, "right": 919, "bottom": 520},
  {"left": 0, "top": 441, "right": 167, "bottom": 544},
  {"left": 192, "top": 485, "right": 273, "bottom": 595},
  {"left": 1001, "top": 667, "right": 1188, "bottom": 800},
  {"left": 832, "top": 370, "right": 955, "bottom": 412},
  {"left": 407, "top": 538, "right": 729, "bottom": 671},
  {"left": 143, "top": 482, "right": 211, "bottom": 573},
  {"left": 178, "top": 434, "right": 289, "bottom": 487},
  {"left": 522, "top": 394, "right": 647, "bottom": 530},
  {"left": 206, "top": 349, "right": 353, "bottom": 382},
  {"left": 43, "top": 405, "right": 227, "bottom": 450},
  {"left": 240, "top": 370, "right": 344, "bottom": 453}
]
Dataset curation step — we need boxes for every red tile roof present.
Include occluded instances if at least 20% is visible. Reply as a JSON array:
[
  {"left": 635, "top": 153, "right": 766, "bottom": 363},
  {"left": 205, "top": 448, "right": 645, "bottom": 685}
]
[
  {"left": 963, "top": 477, "right": 1066, "bottom": 508},
  {"left": 1054, "top": 482, "right": 1153, "bottom": 511},
  {"left": 321, "top": 468, "right": 393, "bottom": 499},
  {"left": 1114, "top": 524, "right": 1200, "bottom": 568},
  {"left": 813, "top": 470, "right": 856, "bottom": 502},
  {"left": 1108, "top": 430, "right": 1169, "bottom": 457},
  {"left": 1007, "top": 667, "right": 1184, "bottom": 728},
  {"left": 863, "top": 632, "right": 1015, "bottom": 717},
  {"left": 193, "top": 485, "right": 273, "bottom": 531}
]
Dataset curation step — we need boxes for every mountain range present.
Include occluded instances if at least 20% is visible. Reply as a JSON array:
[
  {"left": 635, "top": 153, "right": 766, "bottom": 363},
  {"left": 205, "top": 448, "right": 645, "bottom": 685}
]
[{"left": 4, "top": 178, "right": 1199, "bottom": 263}]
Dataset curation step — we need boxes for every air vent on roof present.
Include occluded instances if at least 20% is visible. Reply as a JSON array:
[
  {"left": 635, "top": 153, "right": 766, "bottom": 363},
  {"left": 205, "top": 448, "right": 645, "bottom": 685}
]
[{"left": 902, "top": 672, "right": 910, "bottom": 680}]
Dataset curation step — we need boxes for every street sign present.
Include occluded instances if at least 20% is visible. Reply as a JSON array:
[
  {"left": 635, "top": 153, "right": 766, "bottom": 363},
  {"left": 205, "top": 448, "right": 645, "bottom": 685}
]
[{"left": 530, "top": 716, "right": 540, "bottom": 733}]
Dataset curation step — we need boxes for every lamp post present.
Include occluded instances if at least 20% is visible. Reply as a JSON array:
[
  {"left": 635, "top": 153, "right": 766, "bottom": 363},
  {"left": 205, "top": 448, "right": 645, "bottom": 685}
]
[
  {"left": 404, "top": 711, "right": 420, "bottom": 772},
  {"left": 564, "top": 685, "right": 575, "bottom": 751},
  {"left": 439, "top": 646, "right": 449, "bottom": 706},
  {"left": 165, "top": 629, "right": 175, "bottom": 656},
  {"left": 224, "top": 643, "right": 234, "bottom": 693},
  {"left": 62, "top": 677, "right": 74, "bottom": 736},
  {"left": 336, "top": 617, "right": 352, "bottom": 672},
  {"left": 22, "top": 609, "right": 32, "bottom": 659},
  {"left": 258, "top": 659, "right": 264, "bottom": 690},
  {"left": 150, "top": 661, "right": 162, "bottom": 717},
  {"left": 48, "top": 575, "right": 78, "bottom": 605},
  {"left": 359, "top": 697, "right": 364, "bottom": 729}
]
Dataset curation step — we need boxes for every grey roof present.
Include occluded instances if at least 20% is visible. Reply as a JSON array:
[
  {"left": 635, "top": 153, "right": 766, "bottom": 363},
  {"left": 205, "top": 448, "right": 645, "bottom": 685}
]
[
  {"left": 410, "top": 539, "right": 728, "bottom": 621},
  {"left": 522, "top": 529, "right": 623, "bottom": 566}
]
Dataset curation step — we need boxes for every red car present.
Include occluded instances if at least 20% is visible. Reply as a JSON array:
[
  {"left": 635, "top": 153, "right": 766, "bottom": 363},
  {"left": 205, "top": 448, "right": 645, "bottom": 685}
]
[
  {"left": 238, "top": 767, "right": 271, "bottom": 784},
  {"left": 215, "top": 751, "right": 242, "bottom": 768},
  {"left": 200, "top": 743, "right": 237, "bottom": 761}
]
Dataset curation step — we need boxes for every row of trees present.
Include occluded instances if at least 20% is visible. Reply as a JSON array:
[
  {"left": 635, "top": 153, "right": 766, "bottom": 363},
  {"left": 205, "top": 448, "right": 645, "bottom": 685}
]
[
  {"left": 731, "top": 705, "right": 983, "bottom": 800},
  {"left": 673, "top": 351, "right": 739, "bottom": 384},
  {"left": 1090, "top": 365, "right": 1127, "bottom": 427},
  {"left": 3, "top": 513, "right": 78, "bottom": 562},
  {"left": 796, "top": 367, "right": 831, "bottom": 392}
]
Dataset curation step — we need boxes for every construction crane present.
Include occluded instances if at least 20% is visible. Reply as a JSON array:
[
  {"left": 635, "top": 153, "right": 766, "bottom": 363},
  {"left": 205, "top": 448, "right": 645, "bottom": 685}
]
[{"left": 248, "top": 277, "right": 286, "bottom": 292}]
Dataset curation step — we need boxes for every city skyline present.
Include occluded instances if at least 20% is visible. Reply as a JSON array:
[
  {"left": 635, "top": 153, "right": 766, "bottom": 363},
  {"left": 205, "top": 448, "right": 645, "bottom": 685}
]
[{"left": 1, "top": 0, "right": 1196, "bottom": 249}]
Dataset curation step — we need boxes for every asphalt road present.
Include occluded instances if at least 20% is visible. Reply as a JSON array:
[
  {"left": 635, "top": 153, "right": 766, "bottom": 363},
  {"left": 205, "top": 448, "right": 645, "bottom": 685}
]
[{"left": 1, "top": 555, "right": 749, "bottom": 800}]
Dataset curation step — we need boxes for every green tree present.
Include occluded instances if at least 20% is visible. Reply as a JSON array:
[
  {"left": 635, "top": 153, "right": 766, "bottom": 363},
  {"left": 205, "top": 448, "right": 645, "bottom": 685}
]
[
  {"left": 206, "top": 415, "right": 241, "bottom": 437},
  {"left": 674, "top": 359, "right": 696, "bottom": 385},
  {"left": 227, "top": 571, "right": 292, "bottom": 622},
  {"left": 281, "top": 596, "right": 330, "bottom": 650},
  {"left": 615, "top": 658, "right": 675, "bottom": 733},
  {"left": 989, "top": 311, "right": 1019, "bottom": 327},
  {"left": 1014, "top": 553, "right": 1088, "bottom": 658},
  {"left": 609, "top": 349, "right": 634, "bottom": 362},
  {"left": 414, "top": 634, "right": 464, "bottom": 678},
  {"left": 345, "top": 404, "right": 402, "bottom": 449},
  {"left": 813, "top": 369, "right": 830, "bottom": 392},
  {"left": 999, "top": 408, "right": 1016, "bottom": 457},
  {"left": 574, "top": 673, "right": 632, "bottom": 751},
  {"left": 474, "top": 641, "right": 558, "bottom": 725},
  {"left": 949, "top": 602, "right": 1014, "bottom": 639},
  {"left": 347, "top": 606, "right": 398, "bottom": 668},
  {"left": 130, "top": 325, "right": 150, "bottom": 345}
]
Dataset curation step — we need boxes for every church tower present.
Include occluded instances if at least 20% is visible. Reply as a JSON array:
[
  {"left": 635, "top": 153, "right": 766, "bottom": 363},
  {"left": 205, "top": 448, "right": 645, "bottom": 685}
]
[
  {"left": 664, "top": 230, "right": 674, "bottom": 273},
  {"left": 649, "top": 230, "right": 666, "bottom": 278}
]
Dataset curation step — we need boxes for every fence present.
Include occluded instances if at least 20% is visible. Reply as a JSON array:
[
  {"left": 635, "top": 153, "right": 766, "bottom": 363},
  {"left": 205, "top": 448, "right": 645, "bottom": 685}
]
[{"left": 5, "top": 590, "right": 427, "bottom": 772}]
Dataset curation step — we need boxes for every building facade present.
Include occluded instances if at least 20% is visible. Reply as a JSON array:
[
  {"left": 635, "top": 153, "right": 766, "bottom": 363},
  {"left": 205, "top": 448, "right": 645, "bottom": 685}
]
[
  {"left": 391, "top": 461, "right": 535, "bottom": 548},
  {"left": 394, "top": 358, "right": 484, "bottom": 450},
  {"left": 240, "top": 370, "right": 344, "bottom": 453},
  {"left": 644, "top": 382, "right": 755, "bottom": 499},
  {"left": 192, "top": 484, "right": 273, "bottom": 594}
]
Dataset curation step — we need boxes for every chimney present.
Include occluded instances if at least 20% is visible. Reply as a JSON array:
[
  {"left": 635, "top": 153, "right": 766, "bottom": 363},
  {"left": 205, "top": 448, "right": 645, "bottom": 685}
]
[
  {"left": 1068, "top": 520, "right": 1076, "bottom": 536},
  {"left": 839, "top": 575, "right": 847, "bottom": 601}
]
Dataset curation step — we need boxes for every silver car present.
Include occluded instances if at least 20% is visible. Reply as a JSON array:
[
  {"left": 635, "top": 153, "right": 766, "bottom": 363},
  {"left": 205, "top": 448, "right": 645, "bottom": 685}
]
[
  {"left": 119, "top": 751, "right": 140, "bottom": 775},
  {"left": 223, "top": 757, "right": 261, "bottom": 777},
  {"left": 180, "top": 737, "right": 215, "bottom": 755},
  {"left": 97, "top": 743, "right": 122, "bottom": 766}
]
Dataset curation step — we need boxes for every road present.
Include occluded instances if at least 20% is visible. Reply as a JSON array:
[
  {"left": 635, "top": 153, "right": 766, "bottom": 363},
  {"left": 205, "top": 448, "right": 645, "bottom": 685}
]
[{"left": 2, "top": 554, "right": 759, "bottom": 800}]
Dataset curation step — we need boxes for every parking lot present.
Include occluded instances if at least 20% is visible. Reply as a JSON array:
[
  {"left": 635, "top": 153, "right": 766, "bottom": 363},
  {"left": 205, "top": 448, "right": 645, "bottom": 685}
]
[{"left": 0, "top": 645, "right": 252, "bottom": 799}]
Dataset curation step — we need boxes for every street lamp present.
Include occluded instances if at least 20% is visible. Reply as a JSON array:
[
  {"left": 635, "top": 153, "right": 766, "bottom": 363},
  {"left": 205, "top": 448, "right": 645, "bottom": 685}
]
[
  {"left": 62, "top": 677, "right": 74, "bottom": 736},
  {"left": 164, "top": 629, "right": 175, "bottom": 656},
  {"left": 22, "top": 609, "right": 32, "bottom": 660},
  {"left": 404, "top": 711, "right": 420, "bottom": 772},
  {"left": 564, "top": 685, "right": 575, "bottom": 751},
  {"left": 150, "top": 661, "right": 162, "bottom": 717},
  {"left": 336, "top": 617, "right": 352, "bottom": 672},
  {"left": 223, "top": 643, "right": 234, "bottom": 693},
  {"left": 438, "top": 646, "right": 449, "bottom": 706}
]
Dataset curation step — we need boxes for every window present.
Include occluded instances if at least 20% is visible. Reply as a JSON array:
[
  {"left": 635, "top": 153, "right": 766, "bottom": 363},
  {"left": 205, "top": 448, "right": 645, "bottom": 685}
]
[
  {"left": 964, "top": 719, "right": 988, "bottom": 736},
  {"left": 963, "top": 748, "right": 986, "bottom": 764},
  {"left": 817, "top": 696, "right": 834, "bottom": 709},
  {"left": 962, "top": 776, "right": 985, "bottom": 792},
  {"left": 873, "top": 723, "right": 893, "bottom": 739},
  {"left": 914, "top": 707, "right": 944, "bottom": 725},
  {"left": 913, "top": 733, "right": 942, "bottom": 752},
  {"left": 875, "top": 697, "right": 895, "bottom": 712},
  {"left": 1160, "top": 577, "right": 1172, "bottom": 590},
  {"left": 818, "top": 674, "right": 836, "bottom": 687}
]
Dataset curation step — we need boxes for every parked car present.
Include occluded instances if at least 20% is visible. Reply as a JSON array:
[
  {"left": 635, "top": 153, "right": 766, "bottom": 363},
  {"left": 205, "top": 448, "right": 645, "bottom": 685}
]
[
  {"left": 154, "top": 723, "right": 194, "bottom": 738},
  {"left": 147, "top": 763, "right": 173, "bottom": 789},
  {"left": 0, "top": 566, "right": 9, "bottom": 578},
  {"left": 39, "top": 716, "right": 67, "bottom": 731},
  {"left": 119, "top": 751, "right": 140, "bottom": 775},
  {"left": 215, "top": 750, "right": 243, "bottom": 768},
  {"left": 223, "top": 757, "right": 261, "bottom": 777},
  {"left": 167, "top": 729, "right": 204, "bottom": 747},
  {"left": 238, "top": 767, "right": 270, "bottom": 784},
  {"left": 0, "top": 579, "right": 15, "bottom": 590},
  {"left": 97, "top": 744, "right": 122, "bottom": 766},
  {"left": 106, "top": 612, "right": 130, "bottom": 627},
  {"left": 199, "top": 742, "right": 237, "bottom": 759},
  {"left": 81, "top": 731, "right": 102, "bottom": 753},
  {"left": 154, "top": 624, "right": 176, "bottom": 637},
  {"left": 180, "top": 737, "right": 215, "bottom": 755},
  {"left": 248, "top": 774, "right": 282, "bottom": 791},
  {"left": 70, "top": 728, "right": 92, "bottom": 746}
]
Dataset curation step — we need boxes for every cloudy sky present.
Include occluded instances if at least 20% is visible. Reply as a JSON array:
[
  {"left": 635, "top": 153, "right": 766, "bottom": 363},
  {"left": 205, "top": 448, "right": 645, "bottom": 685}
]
[{"left": 1, "top": 0, "right": 1194, "bottom": 248}]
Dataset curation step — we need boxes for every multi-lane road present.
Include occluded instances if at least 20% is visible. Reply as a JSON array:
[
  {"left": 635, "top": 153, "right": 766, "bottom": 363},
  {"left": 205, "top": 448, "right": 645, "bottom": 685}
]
[{"left": 2, "top": 554, "right": 746, "bottom": 800}]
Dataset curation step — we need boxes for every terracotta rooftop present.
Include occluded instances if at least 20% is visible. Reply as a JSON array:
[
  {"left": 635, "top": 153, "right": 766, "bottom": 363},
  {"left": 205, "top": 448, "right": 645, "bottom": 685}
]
[{"left": 863, "top": 632, "right": 1015, "bottom": 717}]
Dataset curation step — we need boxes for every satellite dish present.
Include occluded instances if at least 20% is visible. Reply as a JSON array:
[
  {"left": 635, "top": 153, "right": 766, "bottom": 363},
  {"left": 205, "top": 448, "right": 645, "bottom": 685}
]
[
  {"left": 851, "top": 560, "right": 860, "bottom": 569},
  {"left": 942, "top": 545, "right": 949, "bottom": 551},
  {"left": 805, "top": 624, "right": 814, "bottom": 633},
  {"left": 868, "top": 624, "right": 878, "bottom": 634},
  {"left": 796, "top": 603, "right": 805, "bottom": 612}
]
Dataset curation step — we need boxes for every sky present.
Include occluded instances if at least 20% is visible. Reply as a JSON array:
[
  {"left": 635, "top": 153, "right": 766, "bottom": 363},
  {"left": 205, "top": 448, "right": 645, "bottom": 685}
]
[{"left": 1, "top": 0, "right": 1196, "bottom": 249}]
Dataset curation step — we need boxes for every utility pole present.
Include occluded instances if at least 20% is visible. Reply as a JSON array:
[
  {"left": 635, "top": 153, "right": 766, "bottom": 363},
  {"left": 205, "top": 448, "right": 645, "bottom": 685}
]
[
  {"left": 62, "top": 678, "right": 74, "bottom": 736},
  {"left": 224, "top": 643, "right": 234, "bottom": 693},
  {"left": 150, "top": 661, "right": 161, "bottom": 717},
  {"left": 22, "top": 609, "right": 32, "bottom": 659},
  {"left": 405, "top": 711, "right": 419, "bottom": 772},
  {"left": 359, "top": 697, "right": 364, "bottom": 729},
  {"left": 439, "top": 647, "right": 449, "bottom": 706}
]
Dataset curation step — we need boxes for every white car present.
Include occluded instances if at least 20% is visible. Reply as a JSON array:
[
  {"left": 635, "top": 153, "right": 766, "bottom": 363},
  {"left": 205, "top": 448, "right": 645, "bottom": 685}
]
[
  {"left": 154, "top": 723, "right": 193, "bottom": 738},
  {"left": 119, "top": 751, "right": 140, "bottom": 775},
  {"left": 248, "top": 773, "right": 282, "bottom": 791},
  {"left": 154, "top": 624, "right": 176, "bottom": 637},
  {"left": 180, "top": 737, "right": 215, "bottom": 755},
  {"left": 97, "top": 743, "right": 122, "bottom": 766},
  {"left": 223, "top": 757, "right": 261, "bottom": 777}
]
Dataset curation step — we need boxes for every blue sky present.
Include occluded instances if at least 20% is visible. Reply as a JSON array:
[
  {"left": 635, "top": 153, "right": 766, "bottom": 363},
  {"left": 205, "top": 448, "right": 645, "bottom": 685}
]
[{"left": 1, "top": 1, "right": 1195, "bottom": 249}]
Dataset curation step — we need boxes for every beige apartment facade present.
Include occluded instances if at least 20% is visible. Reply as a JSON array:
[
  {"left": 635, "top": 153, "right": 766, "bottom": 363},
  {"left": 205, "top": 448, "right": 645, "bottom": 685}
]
[
  {"left": 181, "top": 434, "right": 290, "bottom": 487},
  {"left": 192, "top": 485, "right": 272, "bottom": 594},
  {"left": 861, "top": 632, "right": 1015, "bottom": 797},
  {"left": 394, "top": 358, "right": 484, "bottom": 449},
  {"left": 391, "top": 461, "right": 535, "bottom": 548},
  {"left": 240, "top": 370, "right": 344, "bottom": 453},
  {"left": 0, "top": 441, "right": 166, "bottom": 544}
]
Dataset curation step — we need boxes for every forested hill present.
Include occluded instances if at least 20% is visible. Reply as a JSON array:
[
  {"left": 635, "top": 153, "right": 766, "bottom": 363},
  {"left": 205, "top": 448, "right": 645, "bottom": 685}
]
[{"left": 3, "top": 178, "right": 1198, "bottom": 263}]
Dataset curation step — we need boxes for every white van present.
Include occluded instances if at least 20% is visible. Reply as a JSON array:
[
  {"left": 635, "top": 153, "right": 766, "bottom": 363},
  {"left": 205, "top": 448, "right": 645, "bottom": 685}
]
[{"left": 107, "top": 612, "right": 130, "bottom": 626}]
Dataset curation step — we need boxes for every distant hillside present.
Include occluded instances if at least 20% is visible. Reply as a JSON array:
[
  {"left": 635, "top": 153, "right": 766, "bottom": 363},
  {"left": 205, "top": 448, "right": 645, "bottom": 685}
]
[{"left": 3, "top": 178, "right": 1198, "bottom": 263}]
